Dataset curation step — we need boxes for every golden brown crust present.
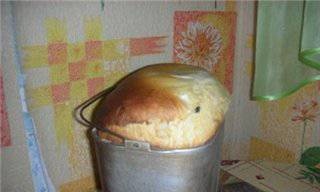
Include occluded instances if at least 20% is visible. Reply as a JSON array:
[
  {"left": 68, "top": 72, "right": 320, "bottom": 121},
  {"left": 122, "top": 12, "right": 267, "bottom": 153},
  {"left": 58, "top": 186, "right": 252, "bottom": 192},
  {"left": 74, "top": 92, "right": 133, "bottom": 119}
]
[
  {"left": 92, "top": 63, "right": 230, "bottom": 149},
  {"left": 92, "top": 70, "right": 186, "bottom": 127}
]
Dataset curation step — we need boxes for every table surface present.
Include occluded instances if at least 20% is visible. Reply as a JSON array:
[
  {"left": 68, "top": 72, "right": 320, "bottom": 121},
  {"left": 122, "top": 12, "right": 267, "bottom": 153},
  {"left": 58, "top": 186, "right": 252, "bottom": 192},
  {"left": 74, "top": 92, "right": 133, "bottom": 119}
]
[{"left": 220, "top": 160, "right": 320, "bottom": 192}]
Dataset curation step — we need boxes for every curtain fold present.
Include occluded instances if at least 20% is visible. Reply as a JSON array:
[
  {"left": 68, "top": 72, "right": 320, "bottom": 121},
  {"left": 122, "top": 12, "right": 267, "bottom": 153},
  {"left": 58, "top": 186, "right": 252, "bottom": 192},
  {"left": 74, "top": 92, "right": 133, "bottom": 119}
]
[{"left": 252, "top": 0, "right": 320, "bottom": 100}]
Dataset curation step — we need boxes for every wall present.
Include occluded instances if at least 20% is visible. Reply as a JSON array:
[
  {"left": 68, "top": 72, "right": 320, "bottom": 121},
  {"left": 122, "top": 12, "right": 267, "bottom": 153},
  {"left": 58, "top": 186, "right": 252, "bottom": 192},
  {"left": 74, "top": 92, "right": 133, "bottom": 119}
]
[{"left": 1, "top": 1, "right": 319, "bottom": 192}]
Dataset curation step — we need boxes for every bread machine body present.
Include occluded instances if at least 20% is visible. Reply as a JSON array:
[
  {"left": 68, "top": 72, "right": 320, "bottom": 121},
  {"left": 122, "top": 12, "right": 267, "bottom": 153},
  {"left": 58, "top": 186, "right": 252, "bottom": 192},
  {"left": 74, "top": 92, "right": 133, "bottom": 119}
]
[{"left": 92, "top": 124, "right": 224, "bottom": 192}]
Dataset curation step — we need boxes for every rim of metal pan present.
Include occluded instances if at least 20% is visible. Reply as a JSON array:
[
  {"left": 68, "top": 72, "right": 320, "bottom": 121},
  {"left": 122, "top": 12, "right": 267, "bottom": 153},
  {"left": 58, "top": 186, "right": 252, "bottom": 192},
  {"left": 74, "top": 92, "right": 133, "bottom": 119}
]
[{"left": 91, "top": 127, "right": 221, "bottom": 154}]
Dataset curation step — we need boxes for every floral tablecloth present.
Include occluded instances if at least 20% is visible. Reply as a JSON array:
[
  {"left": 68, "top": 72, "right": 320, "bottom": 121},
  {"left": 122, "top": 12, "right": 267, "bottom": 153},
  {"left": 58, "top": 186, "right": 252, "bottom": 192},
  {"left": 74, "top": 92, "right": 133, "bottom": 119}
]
[{"left": 220, "top": 160, "right": 320, "bottom": 192}]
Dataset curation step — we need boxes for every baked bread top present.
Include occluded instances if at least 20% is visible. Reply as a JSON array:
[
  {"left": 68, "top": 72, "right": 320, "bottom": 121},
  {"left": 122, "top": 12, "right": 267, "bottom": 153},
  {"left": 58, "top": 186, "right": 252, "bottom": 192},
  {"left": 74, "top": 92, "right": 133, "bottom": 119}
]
[{"left": 92, "top": 63, "right": 230, "bottom": 149}]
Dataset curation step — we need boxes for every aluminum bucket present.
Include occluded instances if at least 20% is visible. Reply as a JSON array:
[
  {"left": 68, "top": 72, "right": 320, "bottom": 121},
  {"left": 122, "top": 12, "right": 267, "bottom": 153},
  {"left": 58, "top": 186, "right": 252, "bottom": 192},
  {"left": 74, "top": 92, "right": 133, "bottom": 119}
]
[{"left": 74, "top": 89, "right": 224, "bottom": 192}]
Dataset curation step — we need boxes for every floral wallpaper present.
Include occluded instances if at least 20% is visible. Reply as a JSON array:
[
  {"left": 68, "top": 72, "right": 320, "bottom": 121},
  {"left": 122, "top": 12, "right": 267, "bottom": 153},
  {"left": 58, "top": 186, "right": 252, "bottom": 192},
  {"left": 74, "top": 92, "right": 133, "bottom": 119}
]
[
  {"left": 292, "top": 98, "right": 319, "bottom": 156},
  {"left": 174, "top": 11, "right": 236, "bottom": 93}
]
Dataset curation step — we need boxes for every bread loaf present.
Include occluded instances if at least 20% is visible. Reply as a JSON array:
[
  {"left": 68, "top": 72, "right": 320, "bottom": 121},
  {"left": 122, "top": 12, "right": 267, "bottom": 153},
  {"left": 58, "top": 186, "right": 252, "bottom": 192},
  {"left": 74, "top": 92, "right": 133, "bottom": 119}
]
[{"left": 92, "top": 63, "right": 230, "bottom": 149}]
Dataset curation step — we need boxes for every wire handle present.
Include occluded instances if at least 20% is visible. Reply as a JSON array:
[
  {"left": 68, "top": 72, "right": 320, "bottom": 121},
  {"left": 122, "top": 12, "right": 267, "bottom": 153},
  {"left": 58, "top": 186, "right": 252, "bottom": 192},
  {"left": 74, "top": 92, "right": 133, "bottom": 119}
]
[{"left": 73, "top": 87, "right": 126, "bottom": 140}]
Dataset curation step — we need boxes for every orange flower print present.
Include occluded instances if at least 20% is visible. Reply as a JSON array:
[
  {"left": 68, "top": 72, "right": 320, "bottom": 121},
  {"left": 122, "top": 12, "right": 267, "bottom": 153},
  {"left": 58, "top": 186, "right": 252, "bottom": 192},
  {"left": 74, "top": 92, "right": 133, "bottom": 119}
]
[
  {"left": 292, "top": 100, "right": 319, "bottom": 122},
  {"left": 175, "top": 22, "right": 222, "bottom": 71}
]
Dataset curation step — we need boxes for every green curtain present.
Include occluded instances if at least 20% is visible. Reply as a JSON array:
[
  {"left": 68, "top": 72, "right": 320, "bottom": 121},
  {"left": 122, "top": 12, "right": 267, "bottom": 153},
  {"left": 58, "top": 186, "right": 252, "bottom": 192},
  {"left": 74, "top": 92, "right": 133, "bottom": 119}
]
[{"left": 252, "top": 0, "right": 320, "bottom": 101}]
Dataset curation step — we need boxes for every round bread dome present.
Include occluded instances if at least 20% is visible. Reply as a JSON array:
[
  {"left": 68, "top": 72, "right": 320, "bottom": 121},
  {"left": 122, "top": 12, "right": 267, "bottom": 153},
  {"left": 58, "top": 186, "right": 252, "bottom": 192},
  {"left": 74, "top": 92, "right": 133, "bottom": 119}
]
[{"left": 92, "top": 63, "right": 230, "bottom": 149}]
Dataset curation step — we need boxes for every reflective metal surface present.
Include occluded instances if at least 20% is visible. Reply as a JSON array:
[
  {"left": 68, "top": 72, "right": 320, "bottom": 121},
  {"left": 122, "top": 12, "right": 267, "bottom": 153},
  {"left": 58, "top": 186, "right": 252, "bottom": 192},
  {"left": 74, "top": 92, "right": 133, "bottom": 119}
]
[{"left": 92, "top": 125, "right": 223, "bottom": 192}]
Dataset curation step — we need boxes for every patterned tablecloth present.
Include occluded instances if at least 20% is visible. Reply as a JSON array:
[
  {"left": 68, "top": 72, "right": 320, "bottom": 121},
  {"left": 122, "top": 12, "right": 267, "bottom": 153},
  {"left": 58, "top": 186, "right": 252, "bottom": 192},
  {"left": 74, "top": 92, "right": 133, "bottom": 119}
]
[{"left": 220, "top": 160, "right": 320, "bottom": 192}]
